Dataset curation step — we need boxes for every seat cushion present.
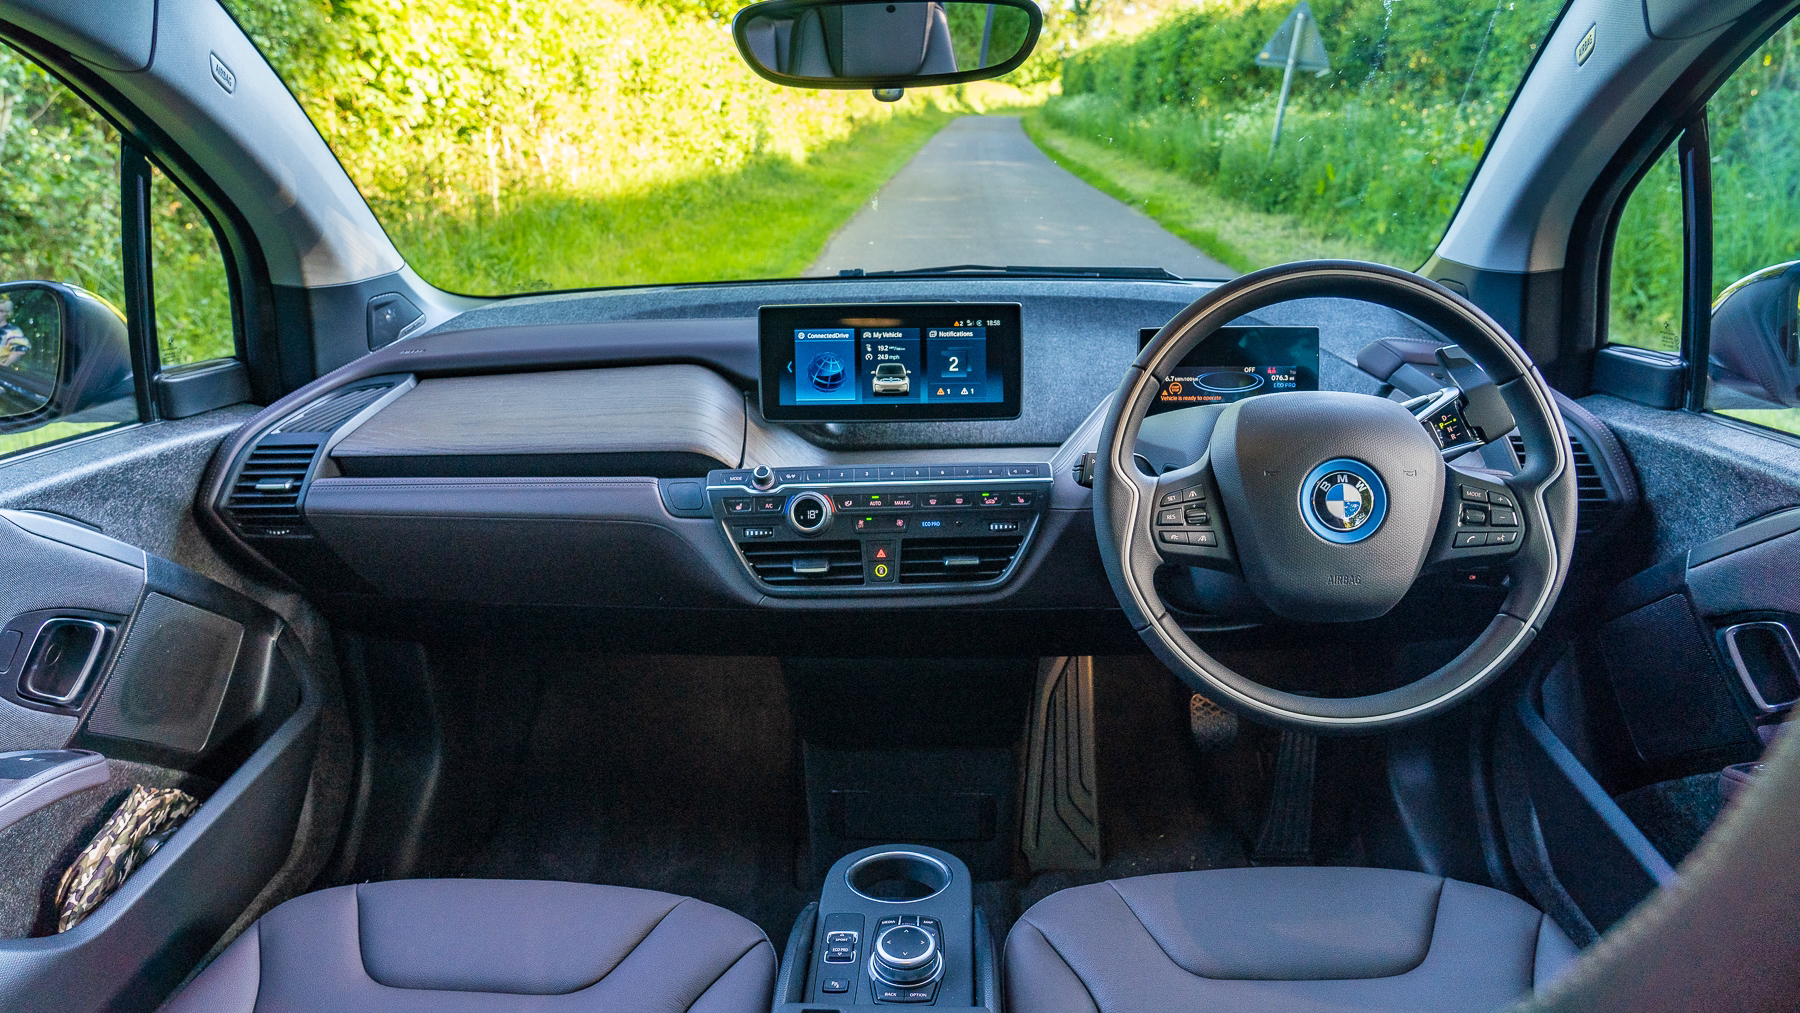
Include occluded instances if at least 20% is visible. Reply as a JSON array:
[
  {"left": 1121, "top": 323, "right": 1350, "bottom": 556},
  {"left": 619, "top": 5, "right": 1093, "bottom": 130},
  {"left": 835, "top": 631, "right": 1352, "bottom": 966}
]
[
  {"left": 161, "top": 879, "right": 777, "bottom": 1012},
  {"left": 1005, "top": 867, "right": 1577, "bottom": 1013}
]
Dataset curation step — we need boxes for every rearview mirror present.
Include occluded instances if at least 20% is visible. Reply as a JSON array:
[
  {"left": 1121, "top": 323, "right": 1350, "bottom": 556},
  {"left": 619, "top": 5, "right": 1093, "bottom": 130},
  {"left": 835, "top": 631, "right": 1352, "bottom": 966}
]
[
  {"left": 733, "top": 0, "right": 1041, "bottom": 96},
  {"left": 0, "top": 281, "right": 133, "bottom": 435},
  {"left": 1710, "top": 261, "right": 1800, "bottom": 409}
]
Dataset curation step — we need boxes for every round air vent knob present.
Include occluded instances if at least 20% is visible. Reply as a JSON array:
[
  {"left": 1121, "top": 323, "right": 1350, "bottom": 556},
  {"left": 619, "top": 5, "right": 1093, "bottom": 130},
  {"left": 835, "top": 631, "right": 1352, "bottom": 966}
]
[
  {"left": 750, "top": 465, "right": 776, "bottom": 490},
  {"left": 870, "top": 924, "right": 941, "bottom": 987},
  {"left": 786, "top": 491, "right": 833, "bottom": 536}
]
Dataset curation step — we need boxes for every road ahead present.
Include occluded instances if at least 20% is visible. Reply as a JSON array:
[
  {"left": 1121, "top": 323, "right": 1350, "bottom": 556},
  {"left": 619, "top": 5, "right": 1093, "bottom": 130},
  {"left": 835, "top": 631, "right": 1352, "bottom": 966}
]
[{"left": 808, "top": 115, "right": 1235, "bottom": 279}]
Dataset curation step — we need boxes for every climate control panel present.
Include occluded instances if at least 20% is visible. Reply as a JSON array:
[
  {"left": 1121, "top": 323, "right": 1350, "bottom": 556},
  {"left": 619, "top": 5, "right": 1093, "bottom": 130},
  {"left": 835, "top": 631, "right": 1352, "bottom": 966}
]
[{"left": 704, "top": 463, "right": 1054, "bottom": 594}]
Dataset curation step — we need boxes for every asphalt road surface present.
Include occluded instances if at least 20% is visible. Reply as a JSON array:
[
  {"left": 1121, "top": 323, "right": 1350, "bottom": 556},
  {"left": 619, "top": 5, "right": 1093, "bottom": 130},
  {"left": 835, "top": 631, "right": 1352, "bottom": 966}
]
[{"left": 808, "top": 115, "right": 1235, "bottom": 279}]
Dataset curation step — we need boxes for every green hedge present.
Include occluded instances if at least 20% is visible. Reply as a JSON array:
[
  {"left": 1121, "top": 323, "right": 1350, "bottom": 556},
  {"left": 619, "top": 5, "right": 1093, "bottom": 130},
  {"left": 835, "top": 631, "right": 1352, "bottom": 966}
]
[{"left": 1046, "top": 0, "right": 1564, "bottom": 269}]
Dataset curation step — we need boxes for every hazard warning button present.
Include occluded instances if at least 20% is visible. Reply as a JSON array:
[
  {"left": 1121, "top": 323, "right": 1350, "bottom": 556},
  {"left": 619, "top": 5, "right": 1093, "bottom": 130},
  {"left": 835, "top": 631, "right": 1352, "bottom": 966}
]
[{"left": 866, "top": 540, "right": 898, "bottom": 582}]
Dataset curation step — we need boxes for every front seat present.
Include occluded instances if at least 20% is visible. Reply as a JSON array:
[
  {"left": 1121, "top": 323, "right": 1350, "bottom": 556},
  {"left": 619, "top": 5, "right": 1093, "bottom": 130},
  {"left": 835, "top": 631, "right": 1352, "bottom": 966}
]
[
  {"left": 161, "top": 879, "right": 777, "bottom": 1012},
  {"left": 1006, "top": 867, "right": 1576, "bottom": 1013}
]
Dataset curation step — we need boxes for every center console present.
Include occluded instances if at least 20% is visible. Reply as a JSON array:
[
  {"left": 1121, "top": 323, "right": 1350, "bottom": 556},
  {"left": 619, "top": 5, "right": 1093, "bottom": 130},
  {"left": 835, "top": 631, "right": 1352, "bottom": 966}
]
[
  {"left": 776, "top": 845, "right": 998, "bottom": 1012},
  {"left": 707, "top": 464, "right": 1054, "bottom": 594}
]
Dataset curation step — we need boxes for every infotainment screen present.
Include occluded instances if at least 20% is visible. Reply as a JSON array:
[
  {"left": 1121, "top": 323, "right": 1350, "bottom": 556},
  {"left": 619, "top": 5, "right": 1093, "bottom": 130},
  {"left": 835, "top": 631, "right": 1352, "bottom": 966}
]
[
  {"left": 759, "top": 303, "right": 1022, "bottom": 421},
  {"left": 1138, "top": 325, "right": 1320, "bottom": 415}
]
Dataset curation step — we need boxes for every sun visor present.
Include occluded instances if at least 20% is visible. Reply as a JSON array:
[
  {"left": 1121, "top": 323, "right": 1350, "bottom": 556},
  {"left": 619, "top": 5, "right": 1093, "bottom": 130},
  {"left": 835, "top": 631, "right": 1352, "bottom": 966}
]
[{"left": 0, "top": 0, "right": 156, "bottom": 72}]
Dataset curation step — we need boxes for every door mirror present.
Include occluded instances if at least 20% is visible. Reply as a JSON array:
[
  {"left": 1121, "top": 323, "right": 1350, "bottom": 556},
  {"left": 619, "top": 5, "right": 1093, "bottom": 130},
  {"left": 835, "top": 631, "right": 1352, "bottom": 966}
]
[
  {"left": 0, "top": 282, "right": 133, "bottom": 435},
  {"left": 733, "top": 0, "right": 1041, "bottom": 93}
]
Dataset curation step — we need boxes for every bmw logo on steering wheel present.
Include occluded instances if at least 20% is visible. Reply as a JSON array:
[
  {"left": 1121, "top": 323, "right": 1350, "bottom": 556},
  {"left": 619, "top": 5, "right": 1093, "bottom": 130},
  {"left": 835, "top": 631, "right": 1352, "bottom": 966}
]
[{"left": 1301, "top": 459, "right": 1388, "bottom": 544}]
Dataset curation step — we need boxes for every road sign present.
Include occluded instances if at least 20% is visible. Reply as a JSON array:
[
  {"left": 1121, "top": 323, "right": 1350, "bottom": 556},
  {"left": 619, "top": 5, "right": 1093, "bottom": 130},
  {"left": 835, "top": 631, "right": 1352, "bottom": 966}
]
[
  {"left": 1256, "top": 1, "right": 1332, "bottom": 151},
  {"left": 1256, "top": 1, "right": 1332, "bottom": 74}
]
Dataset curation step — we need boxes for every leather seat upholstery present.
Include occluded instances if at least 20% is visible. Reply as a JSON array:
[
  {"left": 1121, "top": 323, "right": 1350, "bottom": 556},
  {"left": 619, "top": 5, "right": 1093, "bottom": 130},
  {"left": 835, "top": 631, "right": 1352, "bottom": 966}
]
[
  {"left": 161, "top": 879, "right": 777, "bottom": 1012},
  {"left": 1005, "top": 867, "right": 1577, "bottom": 1013}
]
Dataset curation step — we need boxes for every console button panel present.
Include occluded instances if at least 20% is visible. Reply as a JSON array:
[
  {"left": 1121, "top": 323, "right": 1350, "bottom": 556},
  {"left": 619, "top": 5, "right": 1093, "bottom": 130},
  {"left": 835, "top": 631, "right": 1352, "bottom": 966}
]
[{"left": 707, "top": 463, "right": 1054, "bottom": 594}]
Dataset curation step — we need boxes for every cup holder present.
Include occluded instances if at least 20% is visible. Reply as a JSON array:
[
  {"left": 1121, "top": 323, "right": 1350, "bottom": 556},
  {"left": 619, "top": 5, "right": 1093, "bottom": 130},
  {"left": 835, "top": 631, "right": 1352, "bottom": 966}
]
[{"left": 845, "top": 850, "right": 952, "bottom": 903}]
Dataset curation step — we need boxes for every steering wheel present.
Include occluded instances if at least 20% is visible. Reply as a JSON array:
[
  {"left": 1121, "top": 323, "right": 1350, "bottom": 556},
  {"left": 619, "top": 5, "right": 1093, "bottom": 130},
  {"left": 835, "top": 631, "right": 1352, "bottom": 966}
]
[{"left": 1095, "top": 261, "right": 1579, "bottom": 732}]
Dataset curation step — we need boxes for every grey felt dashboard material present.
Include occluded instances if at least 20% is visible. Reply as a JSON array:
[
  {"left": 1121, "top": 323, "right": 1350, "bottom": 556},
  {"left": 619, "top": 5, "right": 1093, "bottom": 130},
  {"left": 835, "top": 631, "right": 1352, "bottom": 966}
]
[
  {"left": 424, "top": 281, "right": 1409, "bottom": 448},
  {"left": 1580, "top": 394, "right": 1800, "bottom": 565}
]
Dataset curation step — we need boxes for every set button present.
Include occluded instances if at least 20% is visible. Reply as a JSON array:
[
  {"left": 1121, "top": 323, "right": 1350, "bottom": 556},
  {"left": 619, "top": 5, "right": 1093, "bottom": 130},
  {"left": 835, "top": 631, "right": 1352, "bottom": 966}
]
[{"left": 1159, "top": 486, "right": 1205, "bottom": 507}]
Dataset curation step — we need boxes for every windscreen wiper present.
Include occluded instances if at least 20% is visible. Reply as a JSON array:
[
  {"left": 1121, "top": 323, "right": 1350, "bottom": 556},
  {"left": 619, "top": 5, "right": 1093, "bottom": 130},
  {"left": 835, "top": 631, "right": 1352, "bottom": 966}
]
[{"left": 837, "top": 264, "right": 1187, "bottom": 280}]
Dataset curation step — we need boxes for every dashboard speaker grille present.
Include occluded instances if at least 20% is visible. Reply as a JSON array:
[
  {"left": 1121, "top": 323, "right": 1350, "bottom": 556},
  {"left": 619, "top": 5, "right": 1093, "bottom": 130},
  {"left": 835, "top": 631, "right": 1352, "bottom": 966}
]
[
  {"left": 275, "top": 382, "right": 394, "bottom": 434},
  {"left": 899, "top": 535, "right": 1023, "bottom": 584},
  {"left": 225, "top": 436, "right": 324, "bottom": 535},
  {"left": 739, "top": 540, "right": 864, "bottom": 586}
]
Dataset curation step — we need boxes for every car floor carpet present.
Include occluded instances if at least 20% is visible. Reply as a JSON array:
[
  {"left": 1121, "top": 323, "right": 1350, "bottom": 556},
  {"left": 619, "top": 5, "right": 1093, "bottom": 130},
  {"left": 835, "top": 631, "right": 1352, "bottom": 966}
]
[{"left": 455, "top": 655, "right": 812, "bottom": 944}]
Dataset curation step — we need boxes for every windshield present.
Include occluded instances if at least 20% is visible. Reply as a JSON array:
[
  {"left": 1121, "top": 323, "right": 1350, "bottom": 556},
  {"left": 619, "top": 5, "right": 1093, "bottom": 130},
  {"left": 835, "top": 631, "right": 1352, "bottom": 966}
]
[{"left": 229, "top": 0, "right": 1566, "bottom": 294}]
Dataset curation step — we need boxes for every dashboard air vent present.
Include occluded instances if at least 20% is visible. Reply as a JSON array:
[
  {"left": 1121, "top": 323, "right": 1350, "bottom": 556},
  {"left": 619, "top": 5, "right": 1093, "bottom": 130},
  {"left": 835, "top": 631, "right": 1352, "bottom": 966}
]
[
  {"left": 275, "top": 382, "right": 395, "bottom": 434},
  {"left": 899, "top": 534, "right": 1024, "bottom": 584},
  {"left": 739, "top": 540, "right": 864, "bottom": 587},
  {"left": 225, "top": 435, "right": 324, "bottom": 536},
  {"left": 1508, "top": 430, "right": 1612, "bottom": 536}
]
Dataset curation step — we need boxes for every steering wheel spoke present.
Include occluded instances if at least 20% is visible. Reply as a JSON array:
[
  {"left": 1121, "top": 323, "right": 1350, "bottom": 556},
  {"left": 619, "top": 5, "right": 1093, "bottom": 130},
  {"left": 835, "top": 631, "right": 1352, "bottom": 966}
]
[
  {"left": 1150, "top": 460, "right": 1236, "bottom": 571},
  {"left": 1427, "top": 468, "right": 1526, "bottom": 567}
]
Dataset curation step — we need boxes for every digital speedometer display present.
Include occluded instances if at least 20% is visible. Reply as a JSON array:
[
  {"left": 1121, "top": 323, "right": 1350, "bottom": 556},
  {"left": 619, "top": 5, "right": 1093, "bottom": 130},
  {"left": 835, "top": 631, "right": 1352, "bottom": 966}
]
[{"left": 1139, "top": 325, "right": 1320, "bottom": 415}]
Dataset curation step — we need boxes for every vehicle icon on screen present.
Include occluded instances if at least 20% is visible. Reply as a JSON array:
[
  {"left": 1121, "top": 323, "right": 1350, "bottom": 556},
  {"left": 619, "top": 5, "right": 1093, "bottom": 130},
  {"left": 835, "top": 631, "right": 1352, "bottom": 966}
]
[{"left": 871, "top": 362, "right": 911, "bottom": 395}]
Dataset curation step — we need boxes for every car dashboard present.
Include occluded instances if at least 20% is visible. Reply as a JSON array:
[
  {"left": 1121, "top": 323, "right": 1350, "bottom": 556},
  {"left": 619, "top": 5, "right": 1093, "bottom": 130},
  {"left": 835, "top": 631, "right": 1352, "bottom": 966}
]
[{"left": 199, "top": 277, "right": 1635, "bottom": 652}]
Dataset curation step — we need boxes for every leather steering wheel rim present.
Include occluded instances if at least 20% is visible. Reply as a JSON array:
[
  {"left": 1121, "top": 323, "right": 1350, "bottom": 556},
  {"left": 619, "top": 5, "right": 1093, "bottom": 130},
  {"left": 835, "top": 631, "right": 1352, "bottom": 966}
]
[{"left": 1094, "top": 261, "right": 1580, "bottom": 732}]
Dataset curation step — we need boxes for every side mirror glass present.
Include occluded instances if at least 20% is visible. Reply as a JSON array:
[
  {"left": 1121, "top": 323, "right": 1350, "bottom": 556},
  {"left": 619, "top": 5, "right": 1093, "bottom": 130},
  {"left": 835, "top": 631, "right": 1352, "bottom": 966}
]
[
  {"left": 734, "top": 0, "right": 1041, "bottom": 94},
  {"left": 0, "top": 282, "right": 133, "bottom": 435},
  {"left": 1710, "top": 261, "right": 1800, "bottom": 409}
]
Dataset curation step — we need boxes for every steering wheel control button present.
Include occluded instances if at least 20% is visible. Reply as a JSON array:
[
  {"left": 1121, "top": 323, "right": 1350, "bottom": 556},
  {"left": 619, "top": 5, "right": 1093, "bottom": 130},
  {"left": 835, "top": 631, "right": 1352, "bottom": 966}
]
[
  {"left": 1191, "top": 530, "right": 1218, "bottom": 546},
  {"left": 1301, "top": 459, "right": 1389, "bottom": 544},
  {"left": 1157, "top": 509, "right": 1185, "bottom": 526},
  {"left": 787, "top": 491, "right": 833, "bottom": 536},
  {"left": 1489, "top": 530, "right": 1517, "bottom": 545},
  {"left": 1455, "top": 531, "right": 1487, "bottom": 548},
  {"left": 1461, "top": 505, "right": 1489, "bottom": 524},
  {"left": 1460, "top": 485, "right": 1487, "bottom": 502},
  {"left": 1488, "top": 508, "right": 1518, "bottom": 527},
  {"left": 1161, "top": 530, "right": 1189, "bottom": 544}
]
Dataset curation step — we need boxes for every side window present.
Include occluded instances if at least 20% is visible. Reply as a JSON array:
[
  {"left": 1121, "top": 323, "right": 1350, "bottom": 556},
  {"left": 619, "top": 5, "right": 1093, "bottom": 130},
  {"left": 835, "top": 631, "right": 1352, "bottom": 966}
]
[
  {"left": 0, "top": 43, "right": 133, "bottom": 455},
  {"left": 152, "top": 164, "right": 236, "bottom": 367},
  {"left": 1607, "top": 146, "right": 1683, "bottom": 356},
  {"left": 1704, "top": 22, "right": 1800, "bottom": 436}
]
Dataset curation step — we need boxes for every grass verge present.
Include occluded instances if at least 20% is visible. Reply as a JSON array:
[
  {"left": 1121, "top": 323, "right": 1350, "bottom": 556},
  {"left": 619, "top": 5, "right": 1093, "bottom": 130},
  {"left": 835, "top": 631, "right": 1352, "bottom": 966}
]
[
  {"left": 390, "top": 108, "right": 957, "bottom": 295},
  {"left": 1021, "top": 111, "right": 1394, "bottom": 273},
  {"left": 0, "top": 421, "right": 122, "bottom": 457}
]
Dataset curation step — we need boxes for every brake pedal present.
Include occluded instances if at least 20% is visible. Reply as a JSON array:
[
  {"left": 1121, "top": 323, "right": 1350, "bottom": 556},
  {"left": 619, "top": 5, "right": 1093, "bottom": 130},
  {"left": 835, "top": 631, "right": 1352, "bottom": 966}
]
[
  {"left": 1189, "top": 693, "right": 1238, "bottom": 752},
  {"left": 1252, "top": 728, "right": 1316, "bottom": 865}
]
